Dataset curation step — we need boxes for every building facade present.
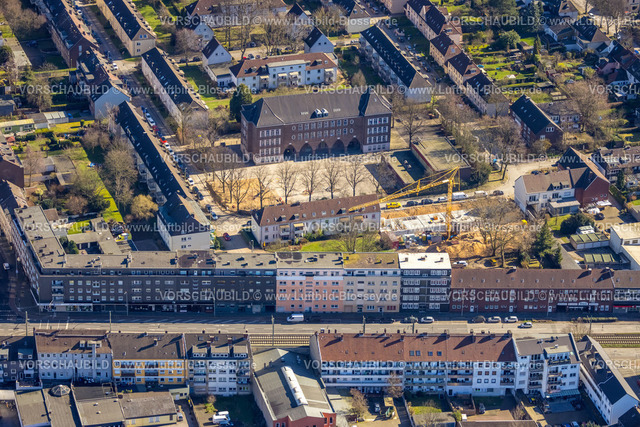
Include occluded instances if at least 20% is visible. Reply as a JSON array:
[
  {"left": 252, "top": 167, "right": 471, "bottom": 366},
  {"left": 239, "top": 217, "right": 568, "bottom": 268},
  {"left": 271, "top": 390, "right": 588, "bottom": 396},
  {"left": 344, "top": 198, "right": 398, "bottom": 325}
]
[
  {"left": 400, "top": 253, "right": 452, "bottom": 312},
  {"left": 96, "top": 0, "right": 156, "bottom": 56},
  {"left": 241, "top": 90, "right": 392, "bottom": 164}
]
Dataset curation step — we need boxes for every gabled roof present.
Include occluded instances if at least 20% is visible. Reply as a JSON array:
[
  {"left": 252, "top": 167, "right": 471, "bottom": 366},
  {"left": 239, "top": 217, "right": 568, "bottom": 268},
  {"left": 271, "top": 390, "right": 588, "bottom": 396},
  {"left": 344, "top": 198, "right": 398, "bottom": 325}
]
[
  {"left": 405, "top": 0, "right": 432, "bottom": 14},
  {"left": 253, "top": 194, "right": 379, "bottom": 227},
  {"left": 424, "top": 3, "right": 446, "bottom": 34},
  {"left": 159, "top": 194, "right": 210, "bottom": 236},
  {"left": 103, "top": 0, "right": 152, "bottom": 39},
  {"left": 141, "top": 48, "right": 206, "bottom": 110},
  {"left": 229, "top": 52, "right": 337, "bottom": 79},
  {"left": 304, "top": 27, "right": 326, "bottom": 49},
  {"left": 558, "top": 147, "right": 608, "bottom": 181},
  {"left": 447, "top": 52, "right": 476, "bottom": 77},
  {"left": 465, "top": 72, "right": 507, "bottom": 103},
  {"left": 42, "top": 0, "right": 96, "bottom": 52},
  {"left": 555, "top": 0, "right": 578, "bottom": 15},
  {"left": 579, "top": 336, "right": 639, "bottom": 405},
  {"left": 573, "top": 16, "right": 610, "bottom": 44},
  {"left": 333, "top": 0, "right": 368, "bottom": 17},
  {"left": 511, "top": 95, "right": 557, "bottom": 134},
  {"left": 202, "top": 35, "right": 223, "bottom": 58},
  {"left": 430, "top": 33, "right": 455, "bottom": 56},
  {"left": 287, "top": 2, "right": 307, "bottom": 17},
  {"left": 0, "top": 180, "right": 27, "bottom": 213},
  {"left": 361, "top": 25, "right": 427, "bottom": 89}
]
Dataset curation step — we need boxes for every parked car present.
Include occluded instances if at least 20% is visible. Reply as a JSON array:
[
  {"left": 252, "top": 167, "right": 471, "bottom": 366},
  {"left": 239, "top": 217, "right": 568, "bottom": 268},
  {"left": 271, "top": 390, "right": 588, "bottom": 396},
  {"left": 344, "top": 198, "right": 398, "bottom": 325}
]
[
  {"left": 146, "top": 116, "right": 155, "bottom": 127},
  {"left": 452, "top": 260, "right": 468, "bottom": 268},
  {"left": 420, "top": 316, "right": 435, "bottom": 324},
  {"left": 374, "top": 403, "right": 381, "bottom": 413},
  {"left": 492, "top": 190, "right": 504, "bottom": 196},
  {"left": 386, "top": 202, "right": 401, "bottom": 209},
  {"left": 595, "top": 212, "right": 605, "bottom": 220},
  {"left": 478, "top": 403, "right": 485, "bottom": 414},
  {"left": 436, "top": 196, "right": 447, "bottom": 203},
  {"left": 520, "top": 321, "right": 533, "bottom": 328},
  {"left": 187, "top": 177, "right": 195, "bottom": 186},
  {"left": 406, "top": 200, "right": 418, "bottom": 207},
  {"left": 421, "top": 198, "right": 433, "bottom": 205},
  {"left": 504, "top": 316, "right": 518, "bottom": 323},
  {"left": 487, "top": 316, "right": 501, "bottom": 323},
  {"left": 223, "top": 233, "right": 231, "bottom": 241},
  {"left": 472, "top": 315, "right": 486, "bottom": 323},
  {"left": 2, "top": 263, "right": 9, "bottom": 270}
]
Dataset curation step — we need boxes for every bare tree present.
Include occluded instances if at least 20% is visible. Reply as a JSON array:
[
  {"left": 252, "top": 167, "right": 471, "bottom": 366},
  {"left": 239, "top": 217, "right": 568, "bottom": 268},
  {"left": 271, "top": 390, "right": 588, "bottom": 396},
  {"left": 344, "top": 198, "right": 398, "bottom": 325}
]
[
  {"left": 470, "top": 199, "right": 523, "bottom": 266},
  {"left": 82, "top": 124, "right": 111, "bottom": 151},
  {"left": 176, "top": 104, "right": 208, "bottom": 148},
  {"left": 386, "top": 372, "right": 404, "bottom": 398},
  {"left": 396, "top": 99, "right": 426, "bottom": 146},
  {"left": 260, "top": 12, "right": 287, "bottom": 56},
  {"left": 66, "top": 195, "right": 88, "bottom": 215},
  {"left": 344, "top": 158, "right": 366, "bottom": 197},
  {"left": 102, "top": 147, "right": 136, "bottom": 209},
  {"left": 322, "top": 159, "right": 342, "bottom": 199},
  {"left": 236, "top": 0, "right": 257, "bottom": 58},
  {"left": 22, "top": 146, "right": 44, "bottom": 186},
  {"left": 566, "top": 79, "right": 609, "bottom": 136},
  {"left": 313, "top": 5, "right": 345, "bottom": 36},
  {"left": 130, "top": 195, "right": 158, "bottom": 220},
  {"left": 229, "top": 167, "right": 251, "bottom": 211},
  {"left": 218, "top": 0, "right": 235, "bottom": 49},
  {"left": 349, "top": 389, "right": 368, "bottom": 419},
  {"left": 437, "top": 94, "right": 476, "bottom": 135},
  {"left": 485, "top": 116, "right": 525, "bottom": 180},
  {"left": 175, "top": 28, "right": 202, "bottom": 64},
  {"left": 252, "top": 167, "right": 273, "bottom": 209},
  {"left": 300, "top": 160, "right": 321, "bottom": 201},
  {"left": 276, "top": 161, "right": 299, "bottom": 204}
]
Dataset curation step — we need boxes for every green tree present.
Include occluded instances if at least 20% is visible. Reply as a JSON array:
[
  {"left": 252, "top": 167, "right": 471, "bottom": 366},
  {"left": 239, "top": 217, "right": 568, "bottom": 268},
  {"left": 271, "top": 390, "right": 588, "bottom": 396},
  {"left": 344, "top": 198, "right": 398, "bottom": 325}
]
[
  {"left": 229, "top": 84, "right": 253, "bottom": 122},
  {"left": 532, "top": 221, "right": 554, "bottom": 258},
  {"left": 616, "top": 170, "right": 626, "bottom": 191},
  {"left": 559, "top": 212, "right": 595, "bottom": 235},
  {"left": 552, "top": 245, "right": 563, "bottom": 266},
  {"left": 0, "top": 45, "right": 13, "bottom": 65},
  {"left": 533, "top": 35, "right": 541, "bottom": 56},
  {"left": 496, "top": 30, "right": 521, "bottom": 50},
  {"left": 489, "top": 0, "right": 517, "bottom": 18}
]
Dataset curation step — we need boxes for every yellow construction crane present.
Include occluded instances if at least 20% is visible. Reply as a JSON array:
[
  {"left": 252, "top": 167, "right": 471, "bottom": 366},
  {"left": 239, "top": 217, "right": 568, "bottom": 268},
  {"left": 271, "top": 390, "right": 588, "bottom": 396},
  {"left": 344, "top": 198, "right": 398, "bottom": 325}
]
[{"left": 349, "top": 167, "right": 460, "bottom": 238}]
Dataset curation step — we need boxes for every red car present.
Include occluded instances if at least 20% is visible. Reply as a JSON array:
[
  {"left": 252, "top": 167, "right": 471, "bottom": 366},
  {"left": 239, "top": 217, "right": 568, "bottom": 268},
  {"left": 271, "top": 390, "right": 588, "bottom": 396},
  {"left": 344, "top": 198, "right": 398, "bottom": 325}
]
[{"left": 223, "top": 233, "right": 231, "bottom": 241}]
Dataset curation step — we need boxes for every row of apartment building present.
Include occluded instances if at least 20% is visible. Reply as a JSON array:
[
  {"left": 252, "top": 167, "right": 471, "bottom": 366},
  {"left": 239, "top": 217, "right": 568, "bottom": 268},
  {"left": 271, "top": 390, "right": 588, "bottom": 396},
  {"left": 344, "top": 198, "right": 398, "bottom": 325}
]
[
  {"left": 5, "top": 187, "right": 640, "bottom": 315},
  {"left": 309, "top": 331, "right": 639, "bottom": 425}
]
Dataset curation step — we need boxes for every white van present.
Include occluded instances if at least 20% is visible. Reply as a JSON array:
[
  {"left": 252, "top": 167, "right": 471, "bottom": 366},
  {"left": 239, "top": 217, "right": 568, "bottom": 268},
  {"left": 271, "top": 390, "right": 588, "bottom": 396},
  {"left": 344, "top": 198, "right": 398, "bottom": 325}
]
[
  {"left": 474, "top": 190, "right": 488, "bottom": 198},
  {"left": 452, "top": 192, "right": 468, "bottom": 201},
  {"left": 287, "top": 314, "right": 304, "bottom": 323}
]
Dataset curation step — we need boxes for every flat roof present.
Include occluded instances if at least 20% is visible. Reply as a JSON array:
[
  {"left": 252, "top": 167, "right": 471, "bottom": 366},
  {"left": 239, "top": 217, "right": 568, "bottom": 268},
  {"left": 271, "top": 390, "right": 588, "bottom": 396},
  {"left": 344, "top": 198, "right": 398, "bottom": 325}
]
[
  {"left": 570, "top": 232, "right": 608, "bottom": 243},
  {"left": 612, "top": 223, "right": 640, "bottom": 240},
  {"left": 386, "top": 150, "right": 426, "bottom": 185},
  {"left": 276, "top": 252, "right": 344, "bottom": 269},
  {"left": 398, "top": 252, "right": 451, "bottom": 270},
  {"left": 343, "top": 252, "right": 399, "bottom": 269},
  {"left": 120, "top": 392, "right": 177, "bottom": 419},
  {"left": 16, "top": 390, "right": 49, "bottom": 426},
  {"left": 411, "top": 137, "right": 469, "bottom": 173}
]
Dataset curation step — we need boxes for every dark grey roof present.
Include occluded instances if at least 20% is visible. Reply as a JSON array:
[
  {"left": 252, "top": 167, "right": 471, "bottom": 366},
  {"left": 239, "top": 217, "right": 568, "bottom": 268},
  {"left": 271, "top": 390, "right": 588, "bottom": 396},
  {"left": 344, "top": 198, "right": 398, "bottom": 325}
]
[
  {"left": 120, "top": 392, "right": 177, "bottom": 419},
  {"left": 159, "top": 194, "right": 210, "bottom": 236},
  {"left": 447, "top": 52, "right": 475, "bottom": 76},
  {"left": 573, "top": 16, "right": 610, "bottom": 44},
  {"left": 332, "top": 0, "right": 359, "bottom": 16},
  {"left": 42, "top": 0, "right": 96, "bottom": 52},
  {"left": 424, "top": 3, "right": 446, "bottom": 34},
  {"left": 579, "top": 336, "right": 639, "bottom": 405},
  {"left": 361, "top": 25, "right": 420, "bottom": 88},
  {"left": 141, "top": 48, "right": 204, "bottom": 110},
  {"left": 511, "top": 95, "right": 556, "bottom": 134},
  {"left": 405, "top": 0, "right": 432, "bottom": 14},
  {"left": 184, "top": 334, "right": 251, "bottom": 358},
  {"left": 430, "top": 33, "right": 454, "bottom": 56},
  {"left": 0, "top": 180, "right": 26, "bottom": 213},
  {"left": 287, "top": 2, "right": 306, "bottom": 17},
  {"left": 304, "top": 27, "right": 326, "bottom": 49},
  {"left": 515, "top": 335, "right": 579, "bottom": 364},
  {"left": 202, "top": 35, "right": 222, "bottom": 58},
  {"left": 618, "top": 406, "right": 640, "bottom": 427},
  {"left": 465, "top": 73, "right": 506, "bottom": 103},
  {"left": 117, "top": 102, "right": 188, "bottom": 201},
  {"left": 103, "top": 0, "right": 144, "bottom": 39},
  {"left": 241, "top": 89, "right": 390, "bottom": 127},
  {"left": 108, "top": 332, "right": 186, "bottom": 359}
]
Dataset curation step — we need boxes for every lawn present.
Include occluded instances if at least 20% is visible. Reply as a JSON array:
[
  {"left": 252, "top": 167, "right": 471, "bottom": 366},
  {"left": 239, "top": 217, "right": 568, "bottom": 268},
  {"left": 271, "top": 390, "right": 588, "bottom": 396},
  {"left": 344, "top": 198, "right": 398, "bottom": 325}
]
[
  {"left": 549, "top": 214, "right": 572, "bottom": 232},
  {"left": 68, "top": 219, "right": 91, "bottom": 235},
  {"left": 300, "top": 236, "right": 389, "bottom": 252},
  {"left": 133, "top": 0, "right": 175, "bottom": 49},
  {"left": 406, "top": 394, "right": 446, "bottom": 415}
]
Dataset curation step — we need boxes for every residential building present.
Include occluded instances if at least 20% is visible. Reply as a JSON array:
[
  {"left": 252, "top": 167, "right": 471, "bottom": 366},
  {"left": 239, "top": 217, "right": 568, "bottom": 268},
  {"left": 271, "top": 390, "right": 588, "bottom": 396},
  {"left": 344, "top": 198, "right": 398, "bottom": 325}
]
[
  {"left": 0, "top": 119, "right": 35, "bottom": 134},
  {"left": 592, "top": 146, "right": 640, "bottom": 181},
  {"left": 510, "top": 95, "right": 564, "bottom": 147},
  {"left": 34, "top": 330, "right": 112, "bottom": 382},
  {"left": 514, "top": 335, "right": 581, "bottom": 399},
  {"left": 141, "top": 48, "right": 208, "bottom": 122},
  {"left": 73, "top": 384, "right": 126, "bottom": 426},
  {"left": 0, "top": 336, "right": 37, "bottom": 387},
  {"left": 464, "top": 72, "right": 509, "bottom": 117},
  {"left": 539, "top": 101, "right": 581, "bottom": 132},
  {"left": 201, "top": 36, "right": 232, "bottom": 66},
  {"left": 404, "top": 0, "right": 462, "bottom": 45},
  {"left": 555, "top": 0, "right": 579, "bottom": 20},
  {"left": 275, "top": 252, "right": 345, "bottom": 313},
  {"left": 514, "top": 170, "right": 582, "bottom": 215},
  {"left": 252, "top": 348, "right": 337, "bottom": 427},
  {"left": 544, "top": 21, "right": 577, "bottom": 44},
  {"left": 0, "top": 180, "right": 27, "bottom": 244},
  {"left": 75, "top": 48, "right": 130, "bottom": 119},
  {"left": 0, "top": 135, "right": 24, "bottom": 187},
  {"left": 446, "top": 52, "right": 480, "bottom": 87},
  {"left": 578, "top": 336, "right": 640, "bottom": 425},
  {"left": 332, "top": 0, "right": 371, "bottom": 33},
  {"left": 399, "top": 252, "right": 451, "bottom": 311},
  {"left": 119, "top": 391, "right": 178, "bottom": 425},
  {"left": 228, "top": 53, "right": 338, "bottom": 92},
  {"left": 286, "top": 2, "right": 313, "bottom": 27},
  {"left": 185, "top": 333, "right": 251, "bottom": 396},
  {"left": 573, "top": 17, "right": 611, "bottom": 52},
  {"left": 343, "top": 253, "right": 401, "bottom": 313},
  {"left": 609, "top": 223, "right": 640, "bottom": 271},
  {"left": 38, "top": 0, "right": 97, "bottom": 67},
  {"left": 429, "top": 33, "right": 460, "bottom": 69},
  {"left": 251, "top": 195, "right": 380, "bottom": 245},
  {"left": 183, "top": 14, "right": 215, "bottom": 44},
  {"left": 96, "top": 0, "right": 156, "bottom": 56},
  {"left": 109, "top": 332, "right": 187, "bottom": 386},
  {"left": 117, "top": 101, "right": 211, "bottom": 251},
  {"left": 450, "top": 268, "right": 615, "bottom": 314},
  {"left": 240, "top": 89, "right": 392, "bottom": 164},
  {"left": 310, "top": 331, "right": 517, "bottom": 396},
  {"left": 304, "top": 27, "right": 335, "bottom": 54},
  {"left": 381, "top": 0, "right": 408, "bottom": 14},
  {"left": 360, "top": 25, "right": 431, "bottom": 102}
]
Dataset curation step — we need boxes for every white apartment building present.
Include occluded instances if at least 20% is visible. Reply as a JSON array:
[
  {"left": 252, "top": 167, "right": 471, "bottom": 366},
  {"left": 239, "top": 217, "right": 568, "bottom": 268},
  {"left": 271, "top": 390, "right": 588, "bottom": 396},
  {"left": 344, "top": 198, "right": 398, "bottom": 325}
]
[
  {"left": 513, "top": 170, "right": 577, "bottom": 215},
  {"left": 310, "top": 332, "right": 518, "bottom": 396},
  {"left": 343, "top": 253, "right": 401, "bottom": 313},
  {"left": 35, "top": 330, "right": 112, "bottom": 382},
  {"left": 579, "top": 336, "right": 640, "bottom": 425},
  {"left": 185, "top": 334, "right": 251, "bottom": 396},
  {"left": 514, "top": 335, "right": 581, "bottom": 399},
  {"left": 228, "top": 53, "right": 337, "bottom": 92},
  {"left": 399, "top": 253, "right": 451, "bottom": 312}
]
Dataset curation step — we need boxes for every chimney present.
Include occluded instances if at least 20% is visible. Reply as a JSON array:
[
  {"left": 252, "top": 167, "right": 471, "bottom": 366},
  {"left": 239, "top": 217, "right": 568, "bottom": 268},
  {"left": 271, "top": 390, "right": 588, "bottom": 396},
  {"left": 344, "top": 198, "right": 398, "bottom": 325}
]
[
  {"left": 470, "top": 330, "right": 475, "bottom": 343},
  {"left": 153, "top": 338, "right": 158, "bottom": 346}
]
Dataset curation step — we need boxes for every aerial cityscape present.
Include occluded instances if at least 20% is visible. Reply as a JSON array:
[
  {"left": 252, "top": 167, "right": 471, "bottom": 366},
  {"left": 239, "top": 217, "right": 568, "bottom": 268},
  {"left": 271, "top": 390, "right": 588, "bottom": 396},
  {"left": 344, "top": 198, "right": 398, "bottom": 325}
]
[{"left": 0, "top": 0, "right": 638, "bottom": 425}]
